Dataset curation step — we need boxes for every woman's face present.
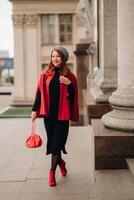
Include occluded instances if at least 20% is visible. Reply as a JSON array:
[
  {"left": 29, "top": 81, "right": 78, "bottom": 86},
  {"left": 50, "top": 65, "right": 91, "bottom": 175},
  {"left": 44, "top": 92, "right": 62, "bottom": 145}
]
[{"left": 51, "top": 50, "right": 62, "bottom": 67}]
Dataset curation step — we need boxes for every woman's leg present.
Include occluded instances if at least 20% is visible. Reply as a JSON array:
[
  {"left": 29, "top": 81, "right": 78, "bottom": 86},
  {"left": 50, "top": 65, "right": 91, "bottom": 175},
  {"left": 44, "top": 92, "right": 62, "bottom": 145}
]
[
  {"left": 43, "top": 117, "right": 54, "bottom": 155},
  {"left": 48, "top": 152, "right": 61, "bottom": 187},
  {"left": 50, "top": 121, "right": 69, "bottom": 177},
  {"left": 51, "top": 120, "right": 69, "bottom": 155},
  {"left": 44, "top": 117, "right": 57, "bottom": 186},
  {"left": 51, "top": 152, "right": 61, "bottom": 170}
]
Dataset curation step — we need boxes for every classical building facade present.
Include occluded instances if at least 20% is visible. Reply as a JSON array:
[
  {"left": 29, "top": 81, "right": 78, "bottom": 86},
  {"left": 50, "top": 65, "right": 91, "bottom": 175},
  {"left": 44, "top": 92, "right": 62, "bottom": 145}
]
[
  {"left": 76, "top": 0, "right": 134, "bottom": 170},
  {"left": 83, "top": 0, "right": 134, "bottom": 132},
  {"left": 10, "top": 0, "right": 134, "bottom": 132},
  {"left": 10, "top": 0, "right": 86, "bottom": 105}
]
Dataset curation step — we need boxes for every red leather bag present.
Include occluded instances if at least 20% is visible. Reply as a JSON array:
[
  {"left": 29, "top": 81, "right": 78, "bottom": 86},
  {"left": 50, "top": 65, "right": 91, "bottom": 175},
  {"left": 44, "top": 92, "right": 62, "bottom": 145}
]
[{"left": 26, "top": 121, "right": 42, "bottom": 148}]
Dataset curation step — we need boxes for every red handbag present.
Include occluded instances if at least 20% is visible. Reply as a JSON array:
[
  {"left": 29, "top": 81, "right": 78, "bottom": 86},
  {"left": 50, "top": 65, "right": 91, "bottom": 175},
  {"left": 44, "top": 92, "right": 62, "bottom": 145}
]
[{"left": 26, "top": 121, "right": 42, "bottom": 148}]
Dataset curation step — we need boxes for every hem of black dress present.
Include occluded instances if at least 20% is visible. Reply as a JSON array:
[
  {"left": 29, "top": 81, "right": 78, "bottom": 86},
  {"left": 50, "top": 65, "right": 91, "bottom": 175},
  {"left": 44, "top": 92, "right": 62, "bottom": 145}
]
[{"left": 46, "top": 148, "right": 67, "bottom": 155}]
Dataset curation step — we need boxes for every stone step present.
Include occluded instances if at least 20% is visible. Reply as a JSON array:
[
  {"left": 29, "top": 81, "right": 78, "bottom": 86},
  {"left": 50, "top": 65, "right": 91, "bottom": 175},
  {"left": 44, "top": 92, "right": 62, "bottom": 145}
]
[
  {"left": 126, "top": 159, "right": 134, "bottom": 178},
  {"left": 95, "top": 169, "right": 134, "bottom": 200},
  {"left": 91, "top": 119, "right": 134, "bottom": 170}
]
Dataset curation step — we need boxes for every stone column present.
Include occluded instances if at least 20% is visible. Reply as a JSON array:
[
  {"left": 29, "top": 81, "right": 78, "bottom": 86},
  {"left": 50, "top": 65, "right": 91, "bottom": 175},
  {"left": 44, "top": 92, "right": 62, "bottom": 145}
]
[
  {"left": 12, "top": 14, "right": 40, "bottom": 105},
  {"left": 102, "top": 0, "right": 134, "bottom": 131},
  {"left": 74, "top": 43, "right": 90, "bottom": 106},
  {"left": 24, "top": 14, "right": 39, "bottom": 101},
  {"left": 12, "top": 14, "right": 25, "bottom": 103},
  {"left": 90, "top": 0, "right": 117, "bottom": 102}
]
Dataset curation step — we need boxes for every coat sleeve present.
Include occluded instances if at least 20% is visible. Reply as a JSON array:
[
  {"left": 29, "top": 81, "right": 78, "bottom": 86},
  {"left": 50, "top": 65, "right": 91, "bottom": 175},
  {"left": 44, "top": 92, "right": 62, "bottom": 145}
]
[
  {"left": 32, "top": 73, "right": 46, "bottom": 117},
  {"left": 32, "top": 89, "right": 41, "bottom": 111},
  {"left": 68, "top": 83, "right": 75, "bottom": 100},
  {"left": 32, "top": 75, "right": 42, "bottom": 114},
  {"left": 69, "top": 73, "right": 79, "bottom": 122}
]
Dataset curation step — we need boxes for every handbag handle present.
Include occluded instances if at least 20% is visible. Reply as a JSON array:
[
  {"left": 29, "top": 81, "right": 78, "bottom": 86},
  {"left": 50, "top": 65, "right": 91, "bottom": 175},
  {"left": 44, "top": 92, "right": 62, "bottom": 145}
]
[{"left": 32, "top": 120, "right": 36, "bottom": 134}]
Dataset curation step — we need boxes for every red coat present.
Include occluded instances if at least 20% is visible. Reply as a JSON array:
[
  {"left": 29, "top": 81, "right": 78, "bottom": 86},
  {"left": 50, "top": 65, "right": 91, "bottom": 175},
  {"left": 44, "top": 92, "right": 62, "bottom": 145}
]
[{"left": 35, "top": 70, "right": 79, "bottom": 122}]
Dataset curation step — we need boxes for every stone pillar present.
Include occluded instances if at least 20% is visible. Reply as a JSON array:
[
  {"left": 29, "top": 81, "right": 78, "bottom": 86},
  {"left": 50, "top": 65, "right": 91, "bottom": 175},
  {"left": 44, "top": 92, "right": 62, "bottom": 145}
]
[
  {"left": 12, "top": 14, "right": 40, "bottom": 105},
  {"left": 12, "top": 14, "right": 25, "bottom": 102},
  {"left": 74, "top": 43, "right": 90, "bottom": 106},
  {"left": 102, "top": 0, "right": 134, "bottom": 131},
  {"left": 24, "top": 14, "right": 39, "bottom": 101},
  {"left": 90, "top": 0, "right": 117, "bottom": 102}
]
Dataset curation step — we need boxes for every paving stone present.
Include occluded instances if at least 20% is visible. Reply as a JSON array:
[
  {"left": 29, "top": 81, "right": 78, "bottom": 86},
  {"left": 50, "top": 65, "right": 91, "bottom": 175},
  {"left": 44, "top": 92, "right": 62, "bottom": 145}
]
[
  {"left": 0, "top": 182, "right": 24, "bottom": 200},
  {"left": 127, "top": 158, "right": 134, "bottom": 177},
  {"left": 56, "top": 177, "right": 89, "bottom": 194},
  {"left": 0, "top": 119, "right": 95, "bottom": 200},
  {"left": 88, "top": 199, "right": 98, "bottom": 200},
  {"left": 18, "top": 179, "right": 89, "bottom": 200},
  {"left": 27, "top": 157, "right": 50, "bottom": 179},
  {"left": 0, "top": 159, "right": 32, "bottom": 181},
  {"left": 19, "top": 189, "right": 89, "bottom": 200},
  {"left": 47, "top": 193, "right": 90, "bottom": 200},
  {"left": 17, "top": 179, "right": 50, "bottom": 200},
  {"left": 87, "top": 179, "right": 96, "bottom": 198},
  {"left": 61, "top": 160, "right": 87, "bottom": 179},
  {"left": 95, "top": 170, "right": 134, "bottom": 200}
]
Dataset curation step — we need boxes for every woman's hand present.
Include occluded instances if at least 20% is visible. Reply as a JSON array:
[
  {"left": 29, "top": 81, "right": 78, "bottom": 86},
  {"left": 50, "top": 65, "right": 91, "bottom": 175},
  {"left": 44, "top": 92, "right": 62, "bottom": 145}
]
[
  {"left": 31, "top": 111, "right": 37, "bottom": 121},
  {"left": 59, "top": 76, "right": 71, "bottom": 85}
]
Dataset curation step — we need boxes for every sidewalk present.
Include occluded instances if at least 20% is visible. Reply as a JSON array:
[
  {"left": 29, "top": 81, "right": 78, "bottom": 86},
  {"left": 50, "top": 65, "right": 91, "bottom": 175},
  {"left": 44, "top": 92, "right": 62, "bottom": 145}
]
[
  {"left": 0, "top": 94, "right": 13, "bottom": 112},
  {"left": 0, "top": 118, "right": 96, "bottom": 200}
]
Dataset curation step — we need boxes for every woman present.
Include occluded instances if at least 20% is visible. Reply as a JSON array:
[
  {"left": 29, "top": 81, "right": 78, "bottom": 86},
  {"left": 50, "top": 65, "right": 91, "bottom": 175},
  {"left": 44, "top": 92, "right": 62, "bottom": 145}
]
[{"left": 31, "top": 47, "right": 79, "bottom": 186}]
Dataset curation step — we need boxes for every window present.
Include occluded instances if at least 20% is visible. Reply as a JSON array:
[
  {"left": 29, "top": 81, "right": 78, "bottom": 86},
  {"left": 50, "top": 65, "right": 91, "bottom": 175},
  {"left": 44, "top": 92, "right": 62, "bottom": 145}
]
[
  {"left": 41, "top": 15, "right": 55, "bottom": 43},
  {"left": 59, "top": 14, "right": 72, "bottom": 43},
  {"left": 41, "top": 14, "right": 73, "bottom": 44}
]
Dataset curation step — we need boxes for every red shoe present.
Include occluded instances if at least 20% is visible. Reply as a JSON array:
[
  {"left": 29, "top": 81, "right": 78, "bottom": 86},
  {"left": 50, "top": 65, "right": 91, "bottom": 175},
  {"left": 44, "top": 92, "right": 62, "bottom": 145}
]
[
  {"left": 49, "top": 169, "right": 56, "bottom": 186},
  {"left": 59, "top": 159, "right": 67, "bottom": 177}
]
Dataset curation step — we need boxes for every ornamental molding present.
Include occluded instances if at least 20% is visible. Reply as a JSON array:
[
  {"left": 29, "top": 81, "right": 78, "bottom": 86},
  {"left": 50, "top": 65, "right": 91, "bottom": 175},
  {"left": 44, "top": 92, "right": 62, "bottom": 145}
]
[
  {"left": 12, "top": 14, "right": 38, "bottom": 26},
  {"left": 86, "top": 41, "right": 96, "bottom": 55},
  {"left": 24, "top": 15, "right": 38, "bottom": 26},
  {"left": 12, "top": 14, "right": 24, "bottom": 25}
]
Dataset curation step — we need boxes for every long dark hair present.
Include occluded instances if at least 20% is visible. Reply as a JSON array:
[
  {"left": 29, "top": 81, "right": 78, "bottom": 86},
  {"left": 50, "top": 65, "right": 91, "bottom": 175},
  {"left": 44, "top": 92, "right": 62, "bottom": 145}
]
[{"left": 43, "top": 49, "right": 71, "bottom": 77}]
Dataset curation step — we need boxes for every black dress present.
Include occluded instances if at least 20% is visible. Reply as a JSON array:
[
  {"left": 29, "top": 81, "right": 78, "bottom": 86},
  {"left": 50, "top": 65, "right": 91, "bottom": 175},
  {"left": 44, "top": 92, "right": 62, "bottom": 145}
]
[{"left": 32, "top": 67, "right": 75, "bottom": 155}]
